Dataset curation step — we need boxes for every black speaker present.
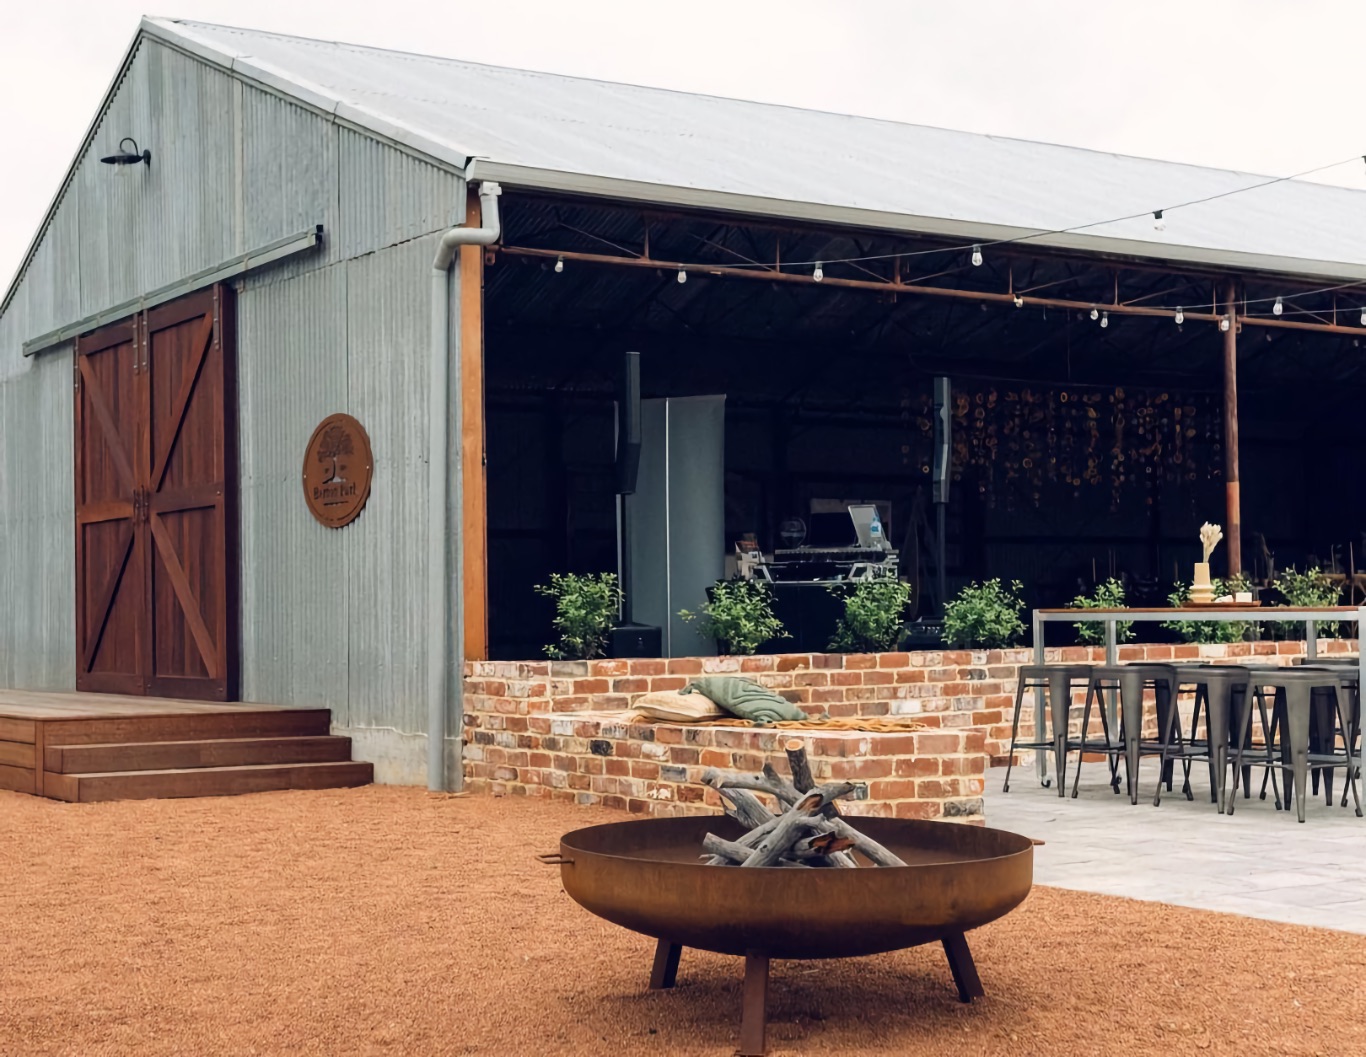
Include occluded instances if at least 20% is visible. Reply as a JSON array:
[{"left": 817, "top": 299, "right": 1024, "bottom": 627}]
[
  {"left": 610, "top": 622, "right": 662, "bottom": 658},
  {"left": 617, "top": 350, "right": 642, "bottom": 496},
  {"left": 932, "top": 375, "right": 951, "bottom": 505}
]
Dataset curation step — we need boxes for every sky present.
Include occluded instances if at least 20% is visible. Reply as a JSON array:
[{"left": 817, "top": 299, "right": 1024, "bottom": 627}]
[{"left": 4, "top": 0, "right": 1366, "bottom": 286}]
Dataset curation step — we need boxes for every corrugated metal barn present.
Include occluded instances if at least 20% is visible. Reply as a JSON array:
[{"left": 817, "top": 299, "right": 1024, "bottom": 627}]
[{"left": 3, "top": 17, "right": 1365, "bottom": 789}]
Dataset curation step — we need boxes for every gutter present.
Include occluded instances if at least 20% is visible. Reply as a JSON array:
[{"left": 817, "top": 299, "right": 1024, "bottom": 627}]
[{"left": 428, "top": 180, "right": 502, "bottom": 791}]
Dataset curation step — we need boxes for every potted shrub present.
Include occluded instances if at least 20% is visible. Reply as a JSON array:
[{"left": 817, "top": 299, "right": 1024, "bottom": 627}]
[
  {"left": 942, "top": 579, "right": 1026, "bottom": 649},
  {"left": 680, "top": 580, "right": 787, "bottom": 656},
  {"left": 827, "top": 579, "right": 912, "bottom": 653},
  {"left": 1269, "top": 566, "right": 1343, "bottom": 639},
  {"left": 534, "top": 572, "right": 620, "bottom": 660},
  {"left": 1070, "top": 577, "right": 1134, "bottom": 645}
]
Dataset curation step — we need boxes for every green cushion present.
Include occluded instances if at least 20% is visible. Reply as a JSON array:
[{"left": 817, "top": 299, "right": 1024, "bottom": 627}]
[{"left": 681, "top": 676, "right": 806, "bottom": 724}]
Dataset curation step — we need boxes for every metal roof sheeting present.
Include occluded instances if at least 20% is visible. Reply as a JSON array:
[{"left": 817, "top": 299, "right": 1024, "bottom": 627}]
[{"left": 145, "top": 17, "right": 1366, "bottom": 282}]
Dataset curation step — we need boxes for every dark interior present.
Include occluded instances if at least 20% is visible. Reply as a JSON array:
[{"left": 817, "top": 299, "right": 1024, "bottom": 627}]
[{"left": 483, "top": 192, "right": 1366, "bottom": 659}]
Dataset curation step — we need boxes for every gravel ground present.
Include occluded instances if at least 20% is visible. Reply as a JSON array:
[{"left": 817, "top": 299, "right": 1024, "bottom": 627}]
[{"left": 2, "top": 785, "right": 1364, "bottom": 1057}]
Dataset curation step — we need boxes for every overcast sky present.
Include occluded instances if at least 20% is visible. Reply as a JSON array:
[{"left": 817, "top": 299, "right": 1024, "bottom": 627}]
[{"left": 4, "top": 0, "right": 1365, "bottom": 286}]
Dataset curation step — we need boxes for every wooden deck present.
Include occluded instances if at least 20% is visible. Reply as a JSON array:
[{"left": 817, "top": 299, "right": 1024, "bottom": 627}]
[{"left": 0, "top": 690, "right": 372, "bottom": 802}]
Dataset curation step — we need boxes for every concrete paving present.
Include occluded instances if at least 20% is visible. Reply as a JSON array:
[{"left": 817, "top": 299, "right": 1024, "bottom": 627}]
[{"left": 983, "top": 758, "right": 1366, "bottom": 934}]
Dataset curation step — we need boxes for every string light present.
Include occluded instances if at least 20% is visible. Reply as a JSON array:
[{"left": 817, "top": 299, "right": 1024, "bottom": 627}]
[
  {"left": 527, "top": 152, "right": 1366, "bottom": 325},
  {"left": 1175, "top": 306, "right": 1184, "bottom": 324},
  {"left": 1100, "top": 311, "right": 1109, "bottom": 328},
  {"left": 1013, "top": 295, "right": 1024, "bottom": 307}
]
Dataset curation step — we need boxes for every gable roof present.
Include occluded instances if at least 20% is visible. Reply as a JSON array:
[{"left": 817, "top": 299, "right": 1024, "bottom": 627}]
[{"left": 7, "top": 15, "right": 1366, "bottom": 319}]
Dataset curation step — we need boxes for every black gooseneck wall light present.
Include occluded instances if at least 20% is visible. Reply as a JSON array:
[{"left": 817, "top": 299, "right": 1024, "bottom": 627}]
[{"left": 99, "top": 137, "right": 151, "bottom": 167}]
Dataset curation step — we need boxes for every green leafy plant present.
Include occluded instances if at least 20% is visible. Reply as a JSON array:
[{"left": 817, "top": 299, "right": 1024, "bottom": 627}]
[
  {"left": 1269, "top": 566, "right": 1343, "bottom": 638},
  {"left": 942, "top": 579, "right": 1026, "bottom": 649},
  {"left": 534, "top": 572, "right": 620, "bottom": 660},
  {"left": 680, "top": 580, "right": 788, "bottom": 656},
  {"left": 1162, "top": 573, "right": 1253, "bottom": 643},
  {"left": 1071, "top": 577, "right": 1134, "bottom": 645},
  {"left": 827, "top": 579, "right": 912, "bottom": 653}
]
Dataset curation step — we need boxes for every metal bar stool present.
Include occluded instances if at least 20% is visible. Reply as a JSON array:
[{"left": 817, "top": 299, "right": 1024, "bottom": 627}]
[
  {"left": 1234, "top": 669, "right": 1362, "bottom": 822},
  {"left": 1294, "top": 658, "right": 1361, "bottom": 800},
  {"left": 1002, "top": 664, "right": 1093, "bottom": 797},
  {"left": 1153, "top": 665, "right": 1250, "bottom": 810},
  {"left": 1226, "top": 662, "right": 1294, "bottom": 810},
  {"left": 1072, "top": 663, "right": 1179, "bottom": 804}
]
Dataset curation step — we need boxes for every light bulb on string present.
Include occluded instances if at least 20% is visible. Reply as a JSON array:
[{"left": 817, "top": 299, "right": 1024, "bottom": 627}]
[
  {"left": 677, "top": 268, "right": 687, "bottom": 284},
  {"left": 554, "top": 256, "right": 564, "bottom": 274},
  {"left": 813, "top": 262, "right": 824, "bottom": 282},
  {"left": 1100, "top": 311, "right": 1109, "bottom": 329},
  {"left": 1273, "top": 296, "right": 1283, "bottom": 316},
  {"left": 1220, "top": 316, "right": 1231, "bottom": 332},
  {"left": 970, "top": 244, "right": 983, "bottom": 267},
  {"left": 1175, "top": 307, "right": 1184, "bottom": 325},
  {"left": 1013, "top": 295, "right": 1023, "bottom": 308},
  {"left": 1090, "top": 307, "right": 1099, "bottom": 321},
  {"left": 1360, "top": 307, "right": 1366, "bottom": 326},
  {"left": 1153, "top": 210, "right": 1165, "bottom": 231}
]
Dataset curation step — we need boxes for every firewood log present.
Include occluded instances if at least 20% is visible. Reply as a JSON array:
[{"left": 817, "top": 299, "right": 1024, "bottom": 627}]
[
  {"left": 740, "top": 783, "right": 857, "bottom": 868},
  {"left": 814, "top": 816, "right": 908, "bottom": 868},
  {"left": 700, "top": 766, "right": 800, "bottom": 808},
  {"left": 789, "top": 832, "right": 858, "bottom": 863},
  {"left": 701, "top": 771, "right": 774, "bottom": 830}
]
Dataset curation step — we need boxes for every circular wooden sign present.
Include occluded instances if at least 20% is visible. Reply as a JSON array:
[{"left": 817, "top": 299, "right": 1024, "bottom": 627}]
[{"left": 302, "top": 413, "right": 373, "bottom": 528}]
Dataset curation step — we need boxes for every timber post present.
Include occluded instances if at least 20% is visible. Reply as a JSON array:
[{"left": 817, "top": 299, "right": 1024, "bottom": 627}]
[{"left": 1222, "top": 280, "right": 1241, "bottom": 577}]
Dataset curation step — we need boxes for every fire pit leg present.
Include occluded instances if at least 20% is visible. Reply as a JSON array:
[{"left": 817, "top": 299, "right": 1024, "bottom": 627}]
[
  {"left": 941, "top": 932, "right": 985, "bottom": 1003},
  {"left": 649, "top": 939, "right": 682, "bottom": 990},
  {"left": 737, "top": 951, "right": 770, "bottom": 1057}
]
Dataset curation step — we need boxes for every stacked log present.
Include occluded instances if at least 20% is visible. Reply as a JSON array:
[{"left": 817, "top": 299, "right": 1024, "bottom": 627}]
[{"left": 701, "top": 739, "right": 908, "bottom": 868}]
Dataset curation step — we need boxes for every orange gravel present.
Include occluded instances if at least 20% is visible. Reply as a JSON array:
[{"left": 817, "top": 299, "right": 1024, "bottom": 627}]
[{"left": 2, "top": 785, "right": 1364, "bottom": 1057}]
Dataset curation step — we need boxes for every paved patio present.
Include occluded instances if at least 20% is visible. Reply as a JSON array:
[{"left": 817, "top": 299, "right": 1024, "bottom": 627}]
[{"left": 985, "top": 759, "right": 1366, "bottom": 934}]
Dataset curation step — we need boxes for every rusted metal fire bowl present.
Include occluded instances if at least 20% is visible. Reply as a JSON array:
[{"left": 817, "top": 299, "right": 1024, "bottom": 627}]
[{"left": 544, "top": 815, "right": 1033, "bottom": 1055}]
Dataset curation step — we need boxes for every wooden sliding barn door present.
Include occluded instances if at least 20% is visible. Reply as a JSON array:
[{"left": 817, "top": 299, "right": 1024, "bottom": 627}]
[
  {"left": 75, "top": 286, "right": 238, "bottom": 700},
  {"left": 74, "top": 318, "right": 147, "bottom": 696}
]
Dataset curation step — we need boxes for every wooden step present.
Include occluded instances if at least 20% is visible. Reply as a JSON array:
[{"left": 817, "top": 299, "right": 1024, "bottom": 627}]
[
  {"left": 46, "top": 736, "right": 354, "bottom": 774},
  {"left": 43, "top": 708, "right": 333, "bottom": 747},
  {"left": 44, "top": 760, "right": 374, "bottom": 803}
]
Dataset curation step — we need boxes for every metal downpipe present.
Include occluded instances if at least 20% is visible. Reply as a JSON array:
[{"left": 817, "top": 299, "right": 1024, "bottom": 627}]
[{"left": 427, "top": 181, "right": 502, "bottom": 792}]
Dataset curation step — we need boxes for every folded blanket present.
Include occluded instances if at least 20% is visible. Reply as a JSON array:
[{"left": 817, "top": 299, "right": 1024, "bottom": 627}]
[{"left": 625, "top": 713, "right": 927, "bottom": 732}]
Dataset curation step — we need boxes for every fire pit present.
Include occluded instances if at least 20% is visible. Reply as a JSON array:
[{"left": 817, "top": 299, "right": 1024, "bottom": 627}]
[{"left": 541, "top": 813, "right": 1033, "bottom": 1055}]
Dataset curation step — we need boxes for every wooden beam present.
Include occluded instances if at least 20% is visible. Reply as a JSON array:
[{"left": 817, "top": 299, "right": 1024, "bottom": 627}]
[
  {"left": 1223, "top": 281, "right": 1242, "bottom": 577},
  {"left": 461, "top": 188, "right": 490, "bottom": 660},
  {"left": 500, "top": 244, "right": 1366, "bottom": 338}
]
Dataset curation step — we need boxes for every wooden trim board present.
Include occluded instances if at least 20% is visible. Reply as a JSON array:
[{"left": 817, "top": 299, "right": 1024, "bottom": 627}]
[{"left": 460, "top": 185, "right": 489, "bottom": 661}]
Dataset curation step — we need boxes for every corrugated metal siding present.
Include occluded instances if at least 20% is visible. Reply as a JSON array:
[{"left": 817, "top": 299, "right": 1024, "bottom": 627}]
[
  {"left": 337, "top": 129, "right": 459, "bottom": 261},
  {"left": 241, "top": 86, "right": 339, "bottom": 266},
  {"left": 236, "top": 262, "right": 351, "bottom": 711},
  {"left": 343, "top": 236, "right": 436, "bottom": 733},
  {"left": 0, "top": 351, "right": 75, "bottom": 689},
  {"left": 77, "top": 43, "right": 239, "bottom": 314},
  {"left": 0, "top": 36, "right": 456, "bottom": 753}
]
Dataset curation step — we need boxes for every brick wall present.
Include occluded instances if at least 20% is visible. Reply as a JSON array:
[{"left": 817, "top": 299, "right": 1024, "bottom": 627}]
[
  {"left": 461, "top": 707, "right": 985, "bottom": 820},
  {"left": 462, "top": 639, "right": 1355, "bottom": 819}
]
